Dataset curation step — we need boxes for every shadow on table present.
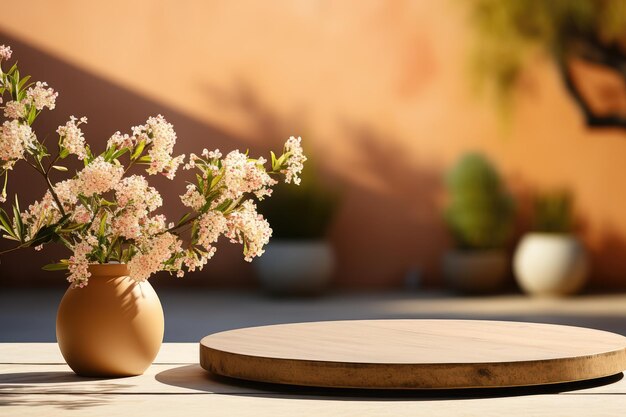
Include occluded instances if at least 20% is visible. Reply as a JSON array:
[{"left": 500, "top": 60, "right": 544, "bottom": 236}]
[
  {"left": 0, "top": 371, "right": 134, "bottom": 409},
  {"left": 155, "top": 365, "right": 625, "bottom": 401}
]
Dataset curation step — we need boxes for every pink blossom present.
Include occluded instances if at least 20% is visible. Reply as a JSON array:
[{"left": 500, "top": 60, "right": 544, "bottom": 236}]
[
  {"left": 57, "top": 116, "right": 88, "bottom": 160},
  {"left": 107, "top": 131, "right": 135, "bottom": 149},
  {"left": 128, "top": 232, "right": 182, "bottom": 281},
  {"left": 3, "top": 101, "right": 27, "bottom": 119},
  {"left": 224, "top": 200, "right": 272, "bottom": 262},
  {"left": 0, "top": 45, "right": 12, "bottom": 61},
  {"left": 67, "top": 240, "right": 93, "bottom": 288},
  {"left": 0, "top": 120, "right": 35, "bottom": 170},
  {"left": 180, "top": 184, "right": 205, "bottom": 211},
  {"left": 282, "top": 136, "right": 306, "bottom": 185},
  {"left": 26, "top": 82, "right": 58, "bottom": 111},
  {"left": 77, "top": 157, "right": 124, "bottom": 196}
]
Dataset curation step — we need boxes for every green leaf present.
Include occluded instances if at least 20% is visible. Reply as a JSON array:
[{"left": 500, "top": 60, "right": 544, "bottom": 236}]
[
  {"left": 98, "top": 212, "right": 108, "bottom": 237},
  {"left": 0, "top": 208, "right": 17, "bottom": 239},
  {"left": 78, "top": 195, "right": 91, "bottom": 208},
  {"left": 99, "top": 199, "right": 117, "bottom": 207},
  {"left": 210, "top": 173, "right": 223, "bottom": 188},
  {"left": 17, "top": 75, "right": 31, "bottom": 90},
  {"left": 1, "top": 170, "right": 8, "bottom": 199},
  {"left": 85, "top": 146, "right": 94, "bottom": 164},
  {"left": 111, "top": 148, "right": 129, "bottom": 160},
  {"left": 190, "top": 220, "right": 199, "bottom": 243},
  {"left": 31, "top": 224, "right": 58, "bottom": 245},
  {"left": 58, "top": 148, "right": 70, "bottom": 159},
  {"left": 7, "top": 62, "right": 18, "bottom": 75},
  {"left": 42, "top": 262, "right": 69, "bottom": 271},
  {"left": 214, "top": 198, "right": 233, "bottom": 212},
  {"left": 12, "top": 194, "right": 24, "bottom": 242},
  {"left": 177, "top": 212, "right": 192, "bottom": 226},
  {"left": 131, "top": 140, "right": 146, "bottom": 160},
  {"left": 103, "top": 146, "right": 116, "bottom": 162}
]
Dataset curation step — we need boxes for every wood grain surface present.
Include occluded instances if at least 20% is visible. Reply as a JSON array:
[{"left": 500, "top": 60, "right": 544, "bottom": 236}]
[{"left": 200, "top": 320, "right": 626, "bottom": 389}]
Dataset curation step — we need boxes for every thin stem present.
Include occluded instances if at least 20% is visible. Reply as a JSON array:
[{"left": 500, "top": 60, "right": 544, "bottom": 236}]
[
  {"left": 45, "top": 154, "right": 60, "bottom": 175},
  {"left": 0, "top": 240, "right": 36, "bottom": 255},
  {"left": 32, "top": 156, "right": 66, "bottom": 217},
  {"left": 166, "top": 213, "right": 201, "bottom": 233}
]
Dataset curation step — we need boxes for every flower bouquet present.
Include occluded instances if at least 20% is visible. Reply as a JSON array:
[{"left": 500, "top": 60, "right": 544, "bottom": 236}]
[{"left": 0, "top": 44, "right": 306, "bottom": 376}]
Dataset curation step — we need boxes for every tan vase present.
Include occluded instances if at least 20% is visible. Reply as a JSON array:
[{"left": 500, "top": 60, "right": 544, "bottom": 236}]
[{"left": 56, "top": 264, "right": 164, "bottom": 377}]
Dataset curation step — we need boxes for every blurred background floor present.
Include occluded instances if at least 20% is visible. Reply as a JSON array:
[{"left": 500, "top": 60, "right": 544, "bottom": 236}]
[{"left": 2, "top": 290, "right": 626, "bottom": 342}]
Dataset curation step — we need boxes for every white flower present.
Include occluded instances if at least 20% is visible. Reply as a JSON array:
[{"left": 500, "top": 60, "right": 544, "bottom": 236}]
[
  {"left": 115, "top": 175, "right": 162, "bottom": 212},
  {"left": 0, "top": 120, "right": 35, "bottom": 170},
  {"left": 128, "top": 232, "right": 182, "bottom": 281},
  {"left": 225, "top": 200, "right": 272, "bottom": 262},
  {"left": 76, "top": 156, "right": 124, "bottom": 196},
  {"left": 21, "top": 192, "right": 61, "bottom": 239},
  {"left": 111, "top": 210, "right": 142, "bottom": 239},
  {"left": 67, "top": 240, "right": 93, "bottom": 288},
  {"left": 0, "top": 45, "right": 12, "bottom": 61},
  {"left": 26, "top": 81, "right": 58, "bottom": 111},
  {"left": 107, "top": 131, "right": 135, "bottom": 149},
  {"left": 57, "top": 116, "right": 88, "bottom": 160},
  {"left": 71, "top": 205, "right": 92, "bottom": 224},
  {"left": 53, "top": 178, "right": 80, "bottom": 207},
  {"left": 111, "top": 175, "right": 163, "bottom": 239},
  {"left": 282, "top": 136, "right": 306, "bottom": 185},
  {"left": 3, "top": 101, "right": 27, "bottom": 119},
  {"left": 180, "top": 184, "right": 205, "bottom": 211},
  {"left": 219, "top": 150, "right": 277, "bottom": 202},
  {"left": 197, "top": 211, "right": 228, "bottom": 252},
  {"left": 143, "top": 115, "right": 181, "bottom": 177}
]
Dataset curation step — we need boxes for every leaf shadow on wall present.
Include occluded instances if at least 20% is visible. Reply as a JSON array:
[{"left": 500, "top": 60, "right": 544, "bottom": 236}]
[
  {"left": 0, "top": 32, "right": 256, "bottom": 288},
  {"left": 330, "top": 122, "right": 445, "bottom": 289},
  {"left": 203, "top": 78, "right": 447, "bottom": 289},
  {"left": 202, "top": 78, "right": 309, "bottom": 150}
]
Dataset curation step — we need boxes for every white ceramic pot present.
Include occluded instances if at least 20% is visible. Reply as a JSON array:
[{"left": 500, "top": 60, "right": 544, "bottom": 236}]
[
  {"left": 443, "top": 250, "right": 508, "bottom": 294},
  {"left": 514, "top": 233, "right": 588, "bottom": 296},
  {"left": 255, "top": 240, "right": 334, "bottom": 295}
]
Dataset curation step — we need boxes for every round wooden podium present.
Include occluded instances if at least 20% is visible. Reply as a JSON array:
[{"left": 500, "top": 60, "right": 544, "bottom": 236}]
[{"left": 200, "top": 320, "right": 626, "bottom": 389}]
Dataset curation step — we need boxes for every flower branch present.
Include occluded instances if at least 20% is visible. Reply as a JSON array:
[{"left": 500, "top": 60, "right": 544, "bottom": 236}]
[{"left": 0, "top": 44, "right": 305, "bottom": 288}]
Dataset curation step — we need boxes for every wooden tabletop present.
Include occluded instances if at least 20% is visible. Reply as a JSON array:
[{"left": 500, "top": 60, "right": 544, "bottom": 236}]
[
  {"left": 2, "top": 343, "right": 626, "bottom": 416},
  {"left": 200, "top": 320, "right": 626, "bottom": 389}
]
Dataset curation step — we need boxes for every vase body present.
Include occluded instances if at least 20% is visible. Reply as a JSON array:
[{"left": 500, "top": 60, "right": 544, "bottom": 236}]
[
  {"left": 443, "top": 250, "right": 508, "bottom": 294},
  {"left": 56, "top": 264, "right": 164, "bottom": 377},
  {"left": 256, "top": 240, "right": 334, "bottom": 295},
  {"left": 514, "top": 233, "right": 588, "bottom": 296}
]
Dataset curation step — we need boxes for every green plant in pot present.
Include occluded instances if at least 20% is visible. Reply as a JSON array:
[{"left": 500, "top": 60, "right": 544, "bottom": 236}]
[
  {"left": 514, "top": 190, "right": 588, "bottom": 296},
  {"left": 443, "top": 153, "right": 514, "bottom": 294},
  {"left": 256, "top": 158, "right": 338, "bottom": 295}
]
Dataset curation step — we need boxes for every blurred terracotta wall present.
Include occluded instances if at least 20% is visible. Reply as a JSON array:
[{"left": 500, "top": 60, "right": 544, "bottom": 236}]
[{"left": 1, "top": 0, "right": 626, "bottom": 289}]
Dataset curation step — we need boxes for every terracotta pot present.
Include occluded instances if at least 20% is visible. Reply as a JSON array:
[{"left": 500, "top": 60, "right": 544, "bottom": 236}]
[
  {"left": 255, "top": 240, "right": 334, "bottom": 295},
  {"left": 443, "top": 249, "right": 508, "bottom": 294},
  {"left": 56, "top": 264, "right": 164, "bottom": 377}
]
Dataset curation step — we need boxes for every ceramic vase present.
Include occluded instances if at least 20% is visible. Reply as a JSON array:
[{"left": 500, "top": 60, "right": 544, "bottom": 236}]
[
  {"left": 56, "top": 264, "right": 164, "bottom": 377},
  {"left": 514, "top": 233, "right": 588, "bottom": 296}
]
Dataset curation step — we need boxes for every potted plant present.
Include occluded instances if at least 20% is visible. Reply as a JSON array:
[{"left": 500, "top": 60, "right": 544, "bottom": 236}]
[
  {"left": 514, "top": 190, "right": 588, "bottom": 296},
  {"left": 443, "top": 153, "right": 514, "bottom": 294},
  {"left": 0, "top": 44, "right": 306, "bottom": 376},
  {"left": 255, "top": 159, "right": 338, "bottom": 295}
]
